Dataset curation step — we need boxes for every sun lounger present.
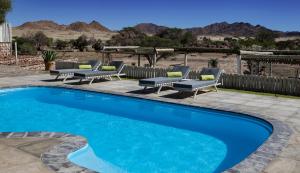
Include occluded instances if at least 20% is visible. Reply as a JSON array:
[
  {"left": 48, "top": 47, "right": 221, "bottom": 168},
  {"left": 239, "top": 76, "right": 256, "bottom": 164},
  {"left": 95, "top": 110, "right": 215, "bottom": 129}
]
[
  {"left": 173, "top": 68, "right": 223, "bottom": 98},
  {"left": 50, "top": 60, "right": 101, "bottom": 82},
  {"left": 139, "top": 66, "right": 190, "bottom": 94},
  {"left": 74, "top": 61, "right": 125, "bottom": 85}
]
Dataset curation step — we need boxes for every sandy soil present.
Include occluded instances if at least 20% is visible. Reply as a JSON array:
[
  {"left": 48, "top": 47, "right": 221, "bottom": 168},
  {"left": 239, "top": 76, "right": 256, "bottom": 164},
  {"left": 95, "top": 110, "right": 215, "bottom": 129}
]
[{"left": 13, "top": 29, "right": 117, "bottom": 41}]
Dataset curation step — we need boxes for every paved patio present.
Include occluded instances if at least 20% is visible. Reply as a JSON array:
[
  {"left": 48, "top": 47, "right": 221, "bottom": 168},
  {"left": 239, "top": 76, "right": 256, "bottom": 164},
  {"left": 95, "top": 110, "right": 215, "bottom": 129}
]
[{"left": 0, "top": 73, "right": 300, "bottom": 173}]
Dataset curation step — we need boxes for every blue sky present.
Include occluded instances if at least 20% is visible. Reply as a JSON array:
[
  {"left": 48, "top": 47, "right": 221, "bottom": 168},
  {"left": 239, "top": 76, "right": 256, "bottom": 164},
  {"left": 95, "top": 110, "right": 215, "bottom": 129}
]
[{"left": 7, "top": 0, "right": 300, "bottom": 31}]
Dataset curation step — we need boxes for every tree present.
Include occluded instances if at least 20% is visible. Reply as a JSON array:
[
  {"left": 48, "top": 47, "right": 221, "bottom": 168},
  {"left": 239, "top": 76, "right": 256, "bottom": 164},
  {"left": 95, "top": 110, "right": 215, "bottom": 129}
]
[
  {"left": 13, "top": 36, "right": 37, "bottom": 55},
  {"left": 255, "top": 29, "right": 278, "bottom": 49},
  {"left": 55, "top": 39, "right": 69, "bottom": 50},
  {"left": 32, "top": 31, "right": 51, "bottom": 50},
  {"left": 0, "top": 0, "right": 11, "bottom": 24},
  {"left": 107, "top": 27, "right": 146, "bottom": 46},
  {"left": 143, "top": 52, "right": 174, "bottom": 67},
  {"left": 181, "top": 32, "right": 197, "bottom": 47},
  {"left": 92, "top": 39, "right": 104, "bottom": 51},
  {"left": 276, "top": 39, "right": 300, "bottom": 50},
  {"left": 156, "top": 28, "right": 197, "bottom": 47},
  {"left": 73, "top": 35, "right": 89, "bottom": 51}
]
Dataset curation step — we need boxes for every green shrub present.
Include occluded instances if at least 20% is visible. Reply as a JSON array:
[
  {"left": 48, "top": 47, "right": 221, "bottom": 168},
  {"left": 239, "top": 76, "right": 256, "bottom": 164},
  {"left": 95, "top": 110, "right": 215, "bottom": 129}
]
[
  {"left": 55, "top": 39, "right": 69, "bottom": 50},
  {"left": 92, "top": 39, "right": 104, "bottom": 51},
  {"left": 18, "top": 42, "right": 37, "bottom": 55},
  {"left": 31, "top": 31, "right": 51, "bottom": 50},
  {"left": 72, "top": 35, "right": 89, "bottom": 51},
  {"left": 208, "top": 58, "right": 219, "bottom": 68},
  {"left": 13, "top": 37, "right": 37, "bottom": 55}
]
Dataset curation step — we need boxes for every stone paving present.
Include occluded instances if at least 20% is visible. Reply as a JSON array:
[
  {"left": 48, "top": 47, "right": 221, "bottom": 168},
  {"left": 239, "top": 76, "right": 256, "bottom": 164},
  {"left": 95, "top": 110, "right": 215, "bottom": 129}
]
[{"left": 0, "top": 73, "right": 300, "bottom": 173}]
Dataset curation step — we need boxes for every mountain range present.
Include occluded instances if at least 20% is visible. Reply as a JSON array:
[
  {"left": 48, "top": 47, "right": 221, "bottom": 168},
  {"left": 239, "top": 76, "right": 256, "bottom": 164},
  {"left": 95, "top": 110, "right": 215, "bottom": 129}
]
[
  {"left": 134, "top": 22, "right": 300, "bottom": 37},
  {"left": 13, "top": 20, "right": 300, "bottom": 40},
  {"left": 16, "top": 20, "right": 111, "bottom": 32}
]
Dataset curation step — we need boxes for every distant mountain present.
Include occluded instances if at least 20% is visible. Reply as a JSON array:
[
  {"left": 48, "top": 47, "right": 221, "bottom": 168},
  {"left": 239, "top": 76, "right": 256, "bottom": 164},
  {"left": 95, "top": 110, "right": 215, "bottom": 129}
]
[
  {"left": 66, "top": 20, "right": 111, "bottom": 32},
  {"left": 14, "top": 20, "right": 300, "bottom": 40},
  {"left": 134, "top": 23, "right": 168, "bottom": 35},
  {"left": 134, "top": 22, "right": 300, "bottom": 38},
  {"left": 16, "top": 20, "right": 111, "bottom": 32},
  {"left": 186, "top": 22, "right": 275, "bottom": 37},
  {"left": 13, "top": 20, "right": 115, "bottom": 41},
  {"left": 17, "top": 20, "right": 66, "bottom": 30}
]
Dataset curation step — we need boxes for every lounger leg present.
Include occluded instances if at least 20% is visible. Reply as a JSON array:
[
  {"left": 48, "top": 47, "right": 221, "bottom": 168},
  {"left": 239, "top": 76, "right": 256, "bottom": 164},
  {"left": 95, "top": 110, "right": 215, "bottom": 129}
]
[
  {"left": 193, "top": 89, "right": 199, "bottom": 99},
  {"left": 55, "top": 75, "right": 60, "bottom": 80},
  {"left": 157, "top": 85, "right": 163, "bottom": 94},
  {"left": 214, "top": 85, "right": 218, "bottom": 92},
  {"left": 108, "top": 76, "right": 112, "bottom": 81},
  {"left": 89, "top": 78, "right": 95, "bottom": 85},
  {"left": 117, "top": 75, "right": 122, "bottom": 80},
  {"left": 79, "top": 79, "right": 82, "bottom": 83},
  {"left": 63, "top": 76, "right": 68, "bottom": 82},
  {"left": 144, "top": 86, "right": 147, "bottom": 90}
]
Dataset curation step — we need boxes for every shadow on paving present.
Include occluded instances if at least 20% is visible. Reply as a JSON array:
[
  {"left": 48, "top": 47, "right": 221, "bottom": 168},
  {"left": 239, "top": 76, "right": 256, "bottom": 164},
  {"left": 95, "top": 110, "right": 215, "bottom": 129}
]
[
  {"left": 127, "top": 87, "right": 173, "bottom": 95},
  {"left": 161, "top": 91, "right": 207, "bottom": 99},
  {"left": 64, "top": 79, "right": 111, "bottom": 85}
]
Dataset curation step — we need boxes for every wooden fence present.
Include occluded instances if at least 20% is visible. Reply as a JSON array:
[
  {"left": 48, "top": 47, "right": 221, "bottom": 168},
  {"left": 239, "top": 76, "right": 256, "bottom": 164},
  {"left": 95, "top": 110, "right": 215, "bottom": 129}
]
[{"left": 122, "top": 66, "right": 300, "bottom": 96}]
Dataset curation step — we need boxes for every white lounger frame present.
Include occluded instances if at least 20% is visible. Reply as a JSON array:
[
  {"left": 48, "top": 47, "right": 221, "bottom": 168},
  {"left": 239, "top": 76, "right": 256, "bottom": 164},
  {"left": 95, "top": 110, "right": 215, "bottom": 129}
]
[
  {"left": 176, "top": 82, "right": 221, "bottom": 99},
  {"left": 51, "top": 61, "right": 102, "bottom": 82},
  {"left": 76, "top": 65, "right": 126, "bottom": 85},
  {"left": 51, "top": 72, "right": 75, "bottom": 82},
  {"left": 175, "top": 70, "right": 224, "bottom": 99},
  {"left": 140, "top": 81, "right": 178, "bottom": 94}
]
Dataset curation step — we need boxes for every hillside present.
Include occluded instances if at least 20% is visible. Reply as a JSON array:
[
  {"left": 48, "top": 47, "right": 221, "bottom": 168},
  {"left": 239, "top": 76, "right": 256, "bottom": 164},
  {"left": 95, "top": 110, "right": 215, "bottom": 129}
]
[
  {"left": 13, "top": 20, "right": 300, "bottom": 41},
  {"left": 134, "top": 22, "right": 300, "bottom": 38},
  {"left": 134, "top": 23, "right": 168, "bottom": 35},
  {"left": 13, "top": 20, "right": 116, "bottom": 41}
]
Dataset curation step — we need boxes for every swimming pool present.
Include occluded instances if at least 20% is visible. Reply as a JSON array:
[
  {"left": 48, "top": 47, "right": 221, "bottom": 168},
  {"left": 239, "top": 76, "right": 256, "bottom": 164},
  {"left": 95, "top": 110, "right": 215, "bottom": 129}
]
[{"left": 0, "top": 87, "right": 272, "bottom": 173}]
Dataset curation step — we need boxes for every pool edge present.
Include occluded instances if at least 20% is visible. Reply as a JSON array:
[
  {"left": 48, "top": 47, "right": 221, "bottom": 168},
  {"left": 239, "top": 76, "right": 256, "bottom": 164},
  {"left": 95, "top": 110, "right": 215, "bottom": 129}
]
[{"left": 0, "top": 85, "right": 293, "bottom": 173}]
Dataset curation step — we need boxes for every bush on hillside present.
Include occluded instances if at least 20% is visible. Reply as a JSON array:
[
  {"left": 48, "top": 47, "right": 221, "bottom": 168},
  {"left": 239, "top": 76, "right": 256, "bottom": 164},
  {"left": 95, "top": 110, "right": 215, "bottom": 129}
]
[
  {"left": 92, "top": 39, "right": 104, "bottom": 51},
  {"left": 31, "top": 31, "right": 52, "bottom": 50},
  {"left": 55, "top": 39, "right": 69, "bottom": 50},
  {"left": 72, "top": 35, "right": 89, "bottom": 51}
]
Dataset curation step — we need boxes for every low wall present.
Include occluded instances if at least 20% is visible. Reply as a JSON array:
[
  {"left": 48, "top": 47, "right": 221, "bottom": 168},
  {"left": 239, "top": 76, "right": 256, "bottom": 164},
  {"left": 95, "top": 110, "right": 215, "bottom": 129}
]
[
  {"left": 0, "top": 55, "right": 44, "bottom": 69},
  {"left": 0, "top": 42, "right": 11, "bottom": 57}
]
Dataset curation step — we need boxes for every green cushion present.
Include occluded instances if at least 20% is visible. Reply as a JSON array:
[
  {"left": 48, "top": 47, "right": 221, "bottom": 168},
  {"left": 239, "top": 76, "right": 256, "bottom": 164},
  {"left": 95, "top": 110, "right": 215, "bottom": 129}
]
[
  {"left": 79, "top": 65, "right": 92, "bottom": 69},
  {"left": 167, "top": 71, "right": 183, "bottom": 78},
  {"left": 101, "top": 66, "right": 116, "bottom": 71},
  {"left": 200, "top": 75, "right": 215, "bottom": 81}
]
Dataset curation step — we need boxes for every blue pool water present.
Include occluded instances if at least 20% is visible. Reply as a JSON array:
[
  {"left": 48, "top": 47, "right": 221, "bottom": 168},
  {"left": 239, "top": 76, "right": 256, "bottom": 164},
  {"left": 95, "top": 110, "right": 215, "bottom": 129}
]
[{"left": 0, "top": 87, "right": 272, "bottom": 173}]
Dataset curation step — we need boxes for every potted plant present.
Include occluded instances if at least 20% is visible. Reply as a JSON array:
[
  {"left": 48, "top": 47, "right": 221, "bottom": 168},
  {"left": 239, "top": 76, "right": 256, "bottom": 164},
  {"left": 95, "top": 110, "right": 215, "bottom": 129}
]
[
  {"left": 208, "top": 58, "right": 219, "bottom": 68},
  {"left": 42, "top": 50, "right": 57, "bottom": 71}
]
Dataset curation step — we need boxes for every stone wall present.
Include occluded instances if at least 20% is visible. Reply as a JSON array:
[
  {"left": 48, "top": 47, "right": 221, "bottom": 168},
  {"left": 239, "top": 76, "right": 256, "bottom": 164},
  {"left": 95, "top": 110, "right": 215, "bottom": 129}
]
[
  {"left": 0, "top": 42, "right": 11, "bottom": 57},
  {"left": 0, "top": 55, "right": 44, "bottom": 70}
]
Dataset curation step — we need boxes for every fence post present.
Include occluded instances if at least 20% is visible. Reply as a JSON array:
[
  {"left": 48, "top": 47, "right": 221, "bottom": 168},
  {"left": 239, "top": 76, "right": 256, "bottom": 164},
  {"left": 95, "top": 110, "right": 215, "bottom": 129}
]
[
  {"left": 153, "top": 53, "right": 157, "bottom": 67},
  {"left": 184, "top": 53, "right": 188, "bottom": 66},
  {"left": 236, "top": 55, "right": 242, "bottom": 74},
  {"left": 269, "top": 63, "right": 273, "bottom": 77},
  {"left": 14, "top": 42, "right": 18, "bottom": 65},
  {"left": 138, "top": 54, "right": 141, "bottom": 67}
]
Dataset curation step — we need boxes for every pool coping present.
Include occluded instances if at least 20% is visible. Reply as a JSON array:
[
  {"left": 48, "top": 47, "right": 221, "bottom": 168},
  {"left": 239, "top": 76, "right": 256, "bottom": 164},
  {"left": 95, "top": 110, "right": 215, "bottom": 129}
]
[{"left": 0, "top": 84, "right": 293, "bottom": 173}]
